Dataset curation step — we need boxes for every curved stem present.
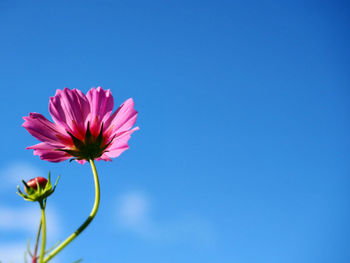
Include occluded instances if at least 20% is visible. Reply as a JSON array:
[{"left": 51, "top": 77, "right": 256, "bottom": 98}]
[
  {"left": 39, "top": 202, "right": 46, "bottom": 263},
  {"left": 43, "top": 159, "right": 100, "bottom": 263}
]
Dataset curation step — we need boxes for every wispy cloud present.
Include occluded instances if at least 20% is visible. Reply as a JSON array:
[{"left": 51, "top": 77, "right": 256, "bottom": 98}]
[
  {"left": 116, "top": 192, "right": 150, "bottom": 231},
  {"left": 114, "top": 191, "right": 216, "bottom": 245},
  {"left": 0, "top": 242, "right": 27, "bottom": 263},
  {"left": 0, "top": 206, "right": 61, "bottom": 237},
  {"left": 0, "top": 162, "right": 45, "bottom": 190},
  {"left": 0, "top": 206, "right": 61, "bottom": 263},
  {"left": 0, "top": 206, "right": 38, "bottom": 232}
]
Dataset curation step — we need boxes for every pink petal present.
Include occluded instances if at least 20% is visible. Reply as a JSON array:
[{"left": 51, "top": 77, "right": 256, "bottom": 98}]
[
  {"left": 104, "top": 127, "right": 139, "bottom": 158},
  {"left": 86, "top": 87, "right": 114, "bottom": 136},
  {"left": 49, "top": 88, "right": 90, "bottom": 140},
  {"left": 22, "top": 113, "right": 71, "bottom": 147},
  {"left": 104, "top": 98, "right": 138, "bottom": 139},
  {"left": 96, "top": 155, "right": 112, "bottom": 162},
  {"left": 27, "top": 143, "right": 71, "bottom": 162}
]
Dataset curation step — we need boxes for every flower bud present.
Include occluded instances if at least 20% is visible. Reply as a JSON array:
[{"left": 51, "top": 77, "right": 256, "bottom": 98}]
[
  {"left": 25, "top": 177, "right": 48, "bottom": 193},
  {"left": 17, "top": 173, "right": 59, "bottom": 202}
]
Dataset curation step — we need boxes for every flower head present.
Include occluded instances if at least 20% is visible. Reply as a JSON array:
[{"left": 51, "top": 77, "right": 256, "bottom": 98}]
[
  {"left": 17, "top": 173, "right": 59, "bottom": 202},
  {"left": 23, "top": 87, "right": 138, "bottom": 163}
]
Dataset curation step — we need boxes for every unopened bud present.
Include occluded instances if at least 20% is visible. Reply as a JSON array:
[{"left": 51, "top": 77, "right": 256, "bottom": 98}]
[
  {"left": 25, "top": 177, "right": 48, "bottom": 193},
  {"left": 17, "top": 173, "right": 59, "bottom": 202}
]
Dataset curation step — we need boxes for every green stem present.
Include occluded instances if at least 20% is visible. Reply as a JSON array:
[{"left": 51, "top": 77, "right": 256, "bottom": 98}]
[
  {"left": 39, "top": 201, "right": 46, "bottom": 263},
  {"left": 43, "top": 159, "right": 100, "bottom": 263}
]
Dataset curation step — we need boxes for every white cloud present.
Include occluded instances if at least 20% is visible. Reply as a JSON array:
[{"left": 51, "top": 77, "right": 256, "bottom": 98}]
[
  {"left": 117, "top": 192, "right": 150, "bottom": 227},
  {"left": 0, "top": 206, "right": 38, "bottom": 232},
  {"left": 0, "top": 162, "right": 45, "bottom": 190},
  {"left": 0, "top": 242, "right": 27, "bottom": 263},
  {"left": 0, "top": 206, "right": 60, "bottom": 237},
  {"left": 158, "top": 215, "right": 217, "bottom": 245},
  {"left": 0, "top": 206, "right": 61, "bottom": 263},
  {"left": 114, "top": 191, "right": 216, "bottom": 245}
]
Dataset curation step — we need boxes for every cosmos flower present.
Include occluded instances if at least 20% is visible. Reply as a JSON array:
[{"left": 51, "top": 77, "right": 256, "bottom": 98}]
[{"left": 23, "top": 87, "right": 138, "bottom": 163}]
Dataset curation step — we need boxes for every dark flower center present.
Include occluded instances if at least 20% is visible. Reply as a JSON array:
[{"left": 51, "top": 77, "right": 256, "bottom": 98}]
[{"left": 58, "top": 122, "right": 113, "bottom": 161}]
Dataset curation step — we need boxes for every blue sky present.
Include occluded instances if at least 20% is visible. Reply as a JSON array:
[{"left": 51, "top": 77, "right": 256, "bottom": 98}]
[{"left": 0, "top": 0, "right": 349, "bottom": 262}]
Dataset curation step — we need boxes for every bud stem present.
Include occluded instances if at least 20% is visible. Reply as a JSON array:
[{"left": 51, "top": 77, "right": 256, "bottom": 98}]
[
  {"left": 43, "top": 159, "right": 100, "bottom": 263},
  {"left": 39, "top": 201, "right": 46, "bottom": 263}
]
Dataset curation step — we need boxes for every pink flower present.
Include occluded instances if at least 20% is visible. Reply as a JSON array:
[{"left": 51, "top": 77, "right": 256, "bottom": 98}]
[{"left": 23, "top": 87, "right": 138, "bottom": 163}]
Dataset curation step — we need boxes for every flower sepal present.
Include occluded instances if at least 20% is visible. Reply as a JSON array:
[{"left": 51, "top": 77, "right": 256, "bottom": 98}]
[
  {"left": 58, "top": 122, "right": 114, "bottom": 162},
  {"left": 17, "top": 173, "right": 60, "bottom": 202}
]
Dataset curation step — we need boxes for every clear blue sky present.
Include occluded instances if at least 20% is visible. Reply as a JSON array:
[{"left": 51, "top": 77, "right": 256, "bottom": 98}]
[{"left": 0, "top": 0, "right": 349, "bottom": 262}]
